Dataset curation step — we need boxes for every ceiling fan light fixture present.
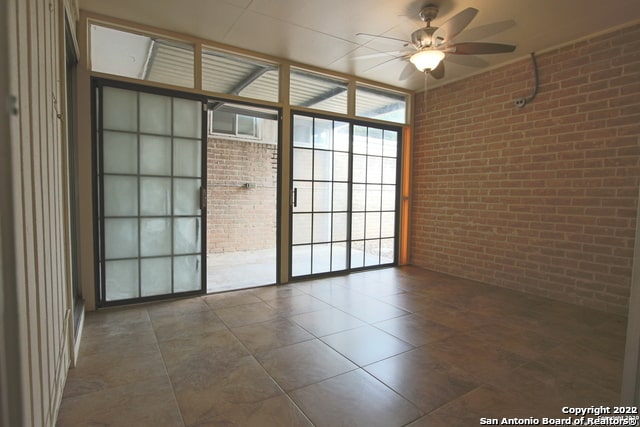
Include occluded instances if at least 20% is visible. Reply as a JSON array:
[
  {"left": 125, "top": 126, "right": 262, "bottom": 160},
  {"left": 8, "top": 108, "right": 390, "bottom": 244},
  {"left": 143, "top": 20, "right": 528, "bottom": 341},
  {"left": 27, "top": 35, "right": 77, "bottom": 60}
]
[{"left": 410, "top": 49, "right": 445, "bottom": 72}]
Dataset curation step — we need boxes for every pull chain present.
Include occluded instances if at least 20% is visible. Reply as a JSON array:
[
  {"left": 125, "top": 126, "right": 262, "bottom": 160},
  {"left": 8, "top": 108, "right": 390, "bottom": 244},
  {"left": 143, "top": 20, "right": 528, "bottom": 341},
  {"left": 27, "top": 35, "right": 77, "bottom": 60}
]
[{"left": 423, "top": 71, "right": 429, "bottom": 119}]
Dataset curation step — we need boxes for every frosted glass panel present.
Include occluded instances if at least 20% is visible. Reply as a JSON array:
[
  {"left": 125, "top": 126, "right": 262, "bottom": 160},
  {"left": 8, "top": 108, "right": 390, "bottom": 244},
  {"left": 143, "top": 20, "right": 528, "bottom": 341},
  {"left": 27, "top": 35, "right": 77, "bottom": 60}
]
[
  {"left": 103, "top": 87, "right": 137, "bottom": 132},
  {"left": 313, "top": 182, "right": 332, "bottom": 212},
  {"left": 140, "top": 136, "right": 171, "bottom": 176},
  {"left": 352, "top": 155, "right": 366, "bottom": 182},
  {"left": 314, "top": 119, "right": 333, "bottom": 150},
  {"left": 100, "top": 86, "right": 206, "bottom": 304},
  {"left": 104, "top": 218, "right": 138, "bottom": 259},
  {"left": 332, "top": 243, "right": 347, "bottom": 271},
  {"left": 140, "top": 178, "right": 171, "bottom": 216},
  {"left": 103, "top": 132, "right": 137, "bottom": 174},
  {"left": 352, "top": 184, "right": 366, "bottom": 211},
  {"left": 381, "top": 238, "right": 395, "bottom": 263},
  {"left": 173, "top": 179, "right": 201, "bottom": 215},
  {"left": 293, "top": 181, "right": 312, "bottom": 212},
  {"left": 141, "top": 258, "right": 172, "bottom": 296},
  {"left": 314, "top": 150, "right": 332, "bottom": 181},
  {"left": 293, "top": 149, "right": 312, "bottom": 180},
  {"left": 174, "top": 138, "right": 201, "bottom": 177},
  {"left": 333, "top": 152, "right": 349, "bottom": 181},
  {"left": 351, "top": 241, "right": 364, "bottom": 268},
  {"left": 383, "top": 131, "right": 398, "bottom": 157},
  {"left": 105, "top": 259, "right": 139, "bottom": 301},
  {"left": 365, "top": 240, "right": 381, "bottom": 266},
  {"left": 366, "top": 212, "right": 381, "bottom": 239},
  {"left": 174, "top": 218, "right": 201, "bottom": 254},
  {"left": 333, "top": 213, "right": 348, "bottom": 241},
  {"left": 312, "top": 244, "right": 331, "bottom": 273},
  {"left": 381, "top": 185, "right": 396, "bottom": 210},
  {"left": 351, "top": 212, "right": 365, "bottom": 240},
  {"left": 353, "top": 126, "right": 367, "bottom": 154},
  {"left": 140, "top": 93, "right": 171, "bottom": 135},
  {"left": 334, "top": 123, "right": 349, "bottom": 152},
  {"left": 174, "top": 255, "right": 201, "bottom": 292},
  {"left": 292, "top": 214, "right": 312, "bottom": 245},
  {"left": 367, "top": 157, "right": 382, "bottom": 183},
  {"left": 292, "top": 245, "right": 311, "bottom": 276},
  {"left": 366, "top": 185, "right": 382, "bottom": 211},
  {"left": 173, "top": 98, "right": 201, "bottom": 138},
  {"left": 382, "top": 158, "right": 396, "bottom": 184},
  {"left": 313, "top": 213, "right": 331, "bottom": 243},
  {"left": 104, "top": 176, "right": 138, "bottom": 216},
  {"left": 293, "top": 116, "right": 313, "bottom": 147},
  {"left": 140, "top": 218, "right": 171, "bottom": 256},
  {"left": 381, "top": 212, "right": 396, "bottom": 238},
  {"left": 368, "top": 128, "right": 383, "bottom": 156},
  {"left": 333, "top": 183, "right": 348, "bottom": 211}
]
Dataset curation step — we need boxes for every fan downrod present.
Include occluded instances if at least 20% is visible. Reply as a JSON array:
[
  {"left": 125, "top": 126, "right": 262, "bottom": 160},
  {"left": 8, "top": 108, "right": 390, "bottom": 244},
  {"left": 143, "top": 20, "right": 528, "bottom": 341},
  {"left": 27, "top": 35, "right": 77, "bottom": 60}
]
[{"left": 419, "top": 4, "right": 439, "bottom": 23}]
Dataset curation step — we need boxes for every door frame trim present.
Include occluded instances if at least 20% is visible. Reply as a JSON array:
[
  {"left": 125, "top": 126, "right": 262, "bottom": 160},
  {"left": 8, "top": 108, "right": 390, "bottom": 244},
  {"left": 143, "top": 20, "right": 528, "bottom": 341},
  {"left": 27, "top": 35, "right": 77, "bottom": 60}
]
[{"left": 205, "top": 98, "right": 284, "bottom": 291}]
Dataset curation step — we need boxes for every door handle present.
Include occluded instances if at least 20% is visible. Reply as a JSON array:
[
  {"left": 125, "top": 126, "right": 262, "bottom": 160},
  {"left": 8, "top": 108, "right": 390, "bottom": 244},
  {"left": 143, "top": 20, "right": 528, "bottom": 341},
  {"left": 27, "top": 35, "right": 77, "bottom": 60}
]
[
  {"left": 291, "top": 187, "right": 298, "bottom": 208},
  {"left": 200, "top": 186, "right": 207, "bottom": 210}
]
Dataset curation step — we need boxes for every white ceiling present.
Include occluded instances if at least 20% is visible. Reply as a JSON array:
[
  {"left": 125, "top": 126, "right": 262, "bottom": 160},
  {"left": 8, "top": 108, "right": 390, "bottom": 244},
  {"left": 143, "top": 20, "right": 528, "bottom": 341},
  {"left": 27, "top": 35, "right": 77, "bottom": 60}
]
[{"left": 79, "top": 0, "right": 640, "bottom": 92}]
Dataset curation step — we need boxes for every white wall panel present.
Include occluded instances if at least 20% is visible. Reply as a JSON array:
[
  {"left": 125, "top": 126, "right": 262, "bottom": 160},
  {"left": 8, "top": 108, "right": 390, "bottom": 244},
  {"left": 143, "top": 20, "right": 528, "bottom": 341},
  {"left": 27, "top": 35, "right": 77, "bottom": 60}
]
[{"left": 2, "top": 0, "right": 75, "bottom": 425}]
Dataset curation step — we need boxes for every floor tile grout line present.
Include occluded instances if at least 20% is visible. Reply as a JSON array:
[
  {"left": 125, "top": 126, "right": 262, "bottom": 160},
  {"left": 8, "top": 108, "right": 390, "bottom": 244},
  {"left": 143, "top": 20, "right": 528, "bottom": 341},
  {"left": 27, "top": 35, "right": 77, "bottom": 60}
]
[
  {"left": 223, "top": 318, "right": 319, "bottom": 426},
  {"left": 61, "top": 267, "right": 627, "bottom": 426},
  {"left": 225, "top": 293, "right": 422, "bottom": 425},
  {"left": 145, "top": 306, "right": 189, "bottom": 427}
]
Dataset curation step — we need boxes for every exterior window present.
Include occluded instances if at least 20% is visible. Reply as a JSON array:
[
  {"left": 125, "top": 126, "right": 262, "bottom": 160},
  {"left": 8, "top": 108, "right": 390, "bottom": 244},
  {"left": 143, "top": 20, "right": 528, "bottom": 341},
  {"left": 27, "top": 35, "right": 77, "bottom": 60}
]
[
  {"left": 202, "top": 48, "right": 279, "bottom": 103},
  {"left": 237, "top": 115, "right": 257, "bottom": 137},
  {"left": 209, "top": 110, "right": 259, "bottom": 138},
  {"left": 90, "top": 24, "right": 195, "bottom": 88},
  {"left": 356, "top": 84, "right": 407, "bottom": 124},
  {"left": 290, "top": 68, "right": 348, "bottom": 114}
]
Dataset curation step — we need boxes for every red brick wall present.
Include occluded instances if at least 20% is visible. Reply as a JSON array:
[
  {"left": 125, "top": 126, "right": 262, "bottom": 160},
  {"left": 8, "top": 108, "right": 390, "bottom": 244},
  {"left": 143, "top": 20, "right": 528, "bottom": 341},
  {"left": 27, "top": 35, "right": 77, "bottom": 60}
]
[
  {"left": 411, "top": 23, "right": 640, "bottom": 315},
  {"left": 207, "top": 137, "right": 277, "bottom": 253}
]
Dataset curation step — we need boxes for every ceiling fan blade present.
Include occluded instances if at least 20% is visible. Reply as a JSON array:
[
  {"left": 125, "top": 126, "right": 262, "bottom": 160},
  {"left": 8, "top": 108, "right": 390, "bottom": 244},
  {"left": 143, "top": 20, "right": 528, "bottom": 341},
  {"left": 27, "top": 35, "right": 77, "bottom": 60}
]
[
  {"left": 456, "top": 19, "right": 516, "bottom": 42},
  {"left": 362, "top": 53, "right": 408, "bottom": 73},
  {"left": 399, "top": 62, "right": 416, "bottom": 81},
  {"left": 353, "top": 50, "right": 410, "bottom": 60},
  {"left": 429, "top": 61, "right": 445, "bottom": 79},
  {"left": 356, "top": 32, "right": 411, "bottom": 46},
  {"left": 433, "top": 8, "right": 478, "bottom": 44},
  {"left": 445, "top": 54, "right": 489, "bottom": 68},
  {"left": 447, "top": 42, "right": 516, "bottom": 55}
]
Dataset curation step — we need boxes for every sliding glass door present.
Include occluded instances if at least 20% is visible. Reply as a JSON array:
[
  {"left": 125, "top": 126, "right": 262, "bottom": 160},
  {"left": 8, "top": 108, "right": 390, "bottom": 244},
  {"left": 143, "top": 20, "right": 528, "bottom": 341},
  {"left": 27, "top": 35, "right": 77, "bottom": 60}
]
[
  {"left": 290, "top": 114, "right": 400, "bottom": 279},
  {"left": 291, "top": 116, "right": 350, "bottom": 276},
  {"left": 351, "top": 125, "right": 398, "bottom": 268},
  {"left": 95, "top": 81, "right": 206, "bottom": 306}
]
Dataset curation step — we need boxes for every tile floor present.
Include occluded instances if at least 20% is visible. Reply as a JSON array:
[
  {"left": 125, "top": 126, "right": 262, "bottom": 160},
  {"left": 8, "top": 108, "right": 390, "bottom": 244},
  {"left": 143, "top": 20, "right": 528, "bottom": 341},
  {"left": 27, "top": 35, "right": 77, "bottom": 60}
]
[{"left": 57, "top": 266, "right": 627, "bottom": 427}]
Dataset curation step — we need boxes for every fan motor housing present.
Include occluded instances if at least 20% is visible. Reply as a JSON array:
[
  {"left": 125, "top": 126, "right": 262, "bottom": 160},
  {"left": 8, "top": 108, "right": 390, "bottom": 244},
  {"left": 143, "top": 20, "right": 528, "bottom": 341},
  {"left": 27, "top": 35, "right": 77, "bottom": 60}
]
[{"left": 411, "top": 27, "right": 439, "bottom": 49}]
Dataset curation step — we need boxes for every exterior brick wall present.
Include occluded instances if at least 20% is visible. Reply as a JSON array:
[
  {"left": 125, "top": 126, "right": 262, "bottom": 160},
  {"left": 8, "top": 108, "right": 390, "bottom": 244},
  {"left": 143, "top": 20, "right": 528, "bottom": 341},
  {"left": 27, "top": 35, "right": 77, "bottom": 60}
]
[
  {"left": 411, "top": 23, "right": 640, "bottom": 315},
  {"left": 207, "top": 137, "right": 277, "bottom": 253}
]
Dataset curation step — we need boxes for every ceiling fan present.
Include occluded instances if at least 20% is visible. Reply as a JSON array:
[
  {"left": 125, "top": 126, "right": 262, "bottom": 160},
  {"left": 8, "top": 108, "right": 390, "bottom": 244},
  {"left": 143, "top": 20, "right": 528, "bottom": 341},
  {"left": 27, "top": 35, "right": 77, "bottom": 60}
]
[{"left": 357, "top": 4, "right": 516, "bottom": 80}]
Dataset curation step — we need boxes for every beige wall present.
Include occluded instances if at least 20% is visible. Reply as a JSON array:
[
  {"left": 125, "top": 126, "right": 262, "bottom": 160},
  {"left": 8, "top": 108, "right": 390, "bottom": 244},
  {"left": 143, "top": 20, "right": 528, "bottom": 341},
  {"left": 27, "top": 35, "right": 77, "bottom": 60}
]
[{"left": 1, "top": 0, "right": 77, "bottom": 425}]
